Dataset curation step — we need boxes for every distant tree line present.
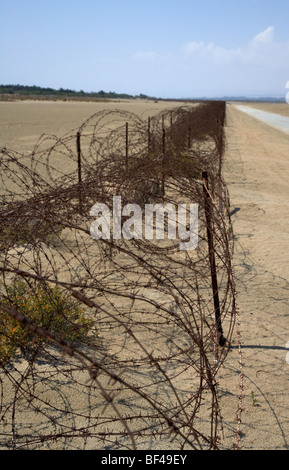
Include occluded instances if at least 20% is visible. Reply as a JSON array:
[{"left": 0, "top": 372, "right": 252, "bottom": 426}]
[{"left": 0, "top": 84, "right": 155, "bottom": 100}]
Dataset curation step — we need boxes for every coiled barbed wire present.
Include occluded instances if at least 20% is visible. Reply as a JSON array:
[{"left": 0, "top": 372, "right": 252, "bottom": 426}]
[{"left": 0, "top": 101, "right": 238, "bottom": 450}]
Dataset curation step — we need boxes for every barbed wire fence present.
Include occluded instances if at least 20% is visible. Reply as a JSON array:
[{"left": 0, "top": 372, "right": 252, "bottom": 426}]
[{"left": 0, "top": 101, "right": 241, "bottom": 450}]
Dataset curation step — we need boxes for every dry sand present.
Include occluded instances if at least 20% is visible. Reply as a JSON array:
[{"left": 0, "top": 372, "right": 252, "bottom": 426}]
[
  {"left": 1, "top": 100, "right": 289, "bottom": 450},
  {"left": 0, "top": 99, "right": 186, "bottom": 153},
  {"left": 219, "top": 102, "right": 289, "bottom": 449}
]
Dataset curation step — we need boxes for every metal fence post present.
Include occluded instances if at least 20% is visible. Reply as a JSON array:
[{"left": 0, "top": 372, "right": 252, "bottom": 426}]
[
  {"left": 202, "top": 170, "right": 226, "bottom": 346},
  {"left": 76, "top": 131, "right": 83, "bottom": 214},
  {"left": 148, "top": 116, "right": 151, "bottom": 152},
  {"left": 161, "top": 128, "right": 166, "bottom": 196},
  {"left": 125, "top": 122, "right": 129, "bottom": 171}
]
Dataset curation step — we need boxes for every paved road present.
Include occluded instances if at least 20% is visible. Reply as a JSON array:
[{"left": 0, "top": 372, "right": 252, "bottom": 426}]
[{"left": 233, "top": 104, "right": 289, "bottom": 135}]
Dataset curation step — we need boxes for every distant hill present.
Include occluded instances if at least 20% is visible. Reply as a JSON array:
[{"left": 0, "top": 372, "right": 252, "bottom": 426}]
[{"left": 0, "top": 84, "right": 155, "bottom": 101}]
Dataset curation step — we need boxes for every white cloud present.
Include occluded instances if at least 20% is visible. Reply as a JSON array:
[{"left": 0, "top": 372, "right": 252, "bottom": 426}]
[
  {"left": 252, "top": 26, "right": 274, "bottom": 44},
  {"left": 130, "top": 27, "right": 289, "bottom": 97},
  {"left": 181, "top": 26, "right": 289, "bottom": 67},
  {"left": 133, "top": 51, "right": 159, "bottom": 61},
  {"left": 182, "top": 41, "right": 239, "bottom": 64},
  {"left": 134, "top": 27, "right": 281, "bottom": 67}
]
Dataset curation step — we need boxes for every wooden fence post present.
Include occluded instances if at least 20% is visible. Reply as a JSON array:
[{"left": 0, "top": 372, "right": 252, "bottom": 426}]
[{"left": 202, "top": 170, "right": 226, "bottom": 346}]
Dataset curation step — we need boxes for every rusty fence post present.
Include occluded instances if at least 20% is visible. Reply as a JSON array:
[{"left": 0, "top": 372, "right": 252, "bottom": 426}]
[
  {"left": 202, "top": 170, "right": 226, "bottom": 347},
  {"left": 125, "top": 122, "right": 129, "bottom": 171},
  {"left": 148, "top": 116, "right": 151, "bottom": 152},
  {"left": 76, "top": 131, "right": 83, "bottom": 214},
  {"left": 161, "top": 127, "right": 166, "bottom": 196},
  {"left": 217, "top": 120, "right": 224, "bottom": 215}
]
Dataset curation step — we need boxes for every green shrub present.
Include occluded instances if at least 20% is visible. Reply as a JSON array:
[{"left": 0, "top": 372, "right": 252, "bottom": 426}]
[
  {"left": 0, "top": 218, "right": 62, "bottom": 251},
  {"left": 0, "top": 279, "right": 95, "bottom": 363}
]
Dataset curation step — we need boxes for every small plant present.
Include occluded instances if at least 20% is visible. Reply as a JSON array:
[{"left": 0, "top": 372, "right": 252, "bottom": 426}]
[
  {"left": 0, "top": 278, "right": 95, "bottom": 363},
  {"left": 0, "top": 218, "right": 62, "bottom": 251},
  {"left": 250, "top": 391, "right": 258, "bottom": 406}
]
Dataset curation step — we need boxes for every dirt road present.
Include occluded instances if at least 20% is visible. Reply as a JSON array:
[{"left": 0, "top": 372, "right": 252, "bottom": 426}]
[{"left": 220, "top": 103, "right": 289, "bottom": 449}]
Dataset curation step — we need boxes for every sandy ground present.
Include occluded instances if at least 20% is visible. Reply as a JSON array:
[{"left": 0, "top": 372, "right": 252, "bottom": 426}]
[
  {"left": 219, "top": 103, "right": 289, "bottom": 449},
  {"left": 0, "top": 99, "right": 187, "bottom": 153},
  {"left": 1, "top": 100, "right": 289, "bottom": 450}
]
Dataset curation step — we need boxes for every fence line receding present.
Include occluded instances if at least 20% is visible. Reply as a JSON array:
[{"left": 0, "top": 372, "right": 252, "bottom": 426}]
[{"left": 0, "top": 101, "right": 239, "bottom": 450}]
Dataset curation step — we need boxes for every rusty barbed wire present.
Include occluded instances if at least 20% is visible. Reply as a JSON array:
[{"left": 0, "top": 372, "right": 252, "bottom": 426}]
[{"left": 0, "top": 101, "right": 239, "bottom": 450}]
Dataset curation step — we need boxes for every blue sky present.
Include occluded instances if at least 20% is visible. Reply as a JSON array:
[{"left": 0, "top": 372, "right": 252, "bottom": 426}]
[{"left": 1, "top": 0, "right": 289, "bottom": 98}]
